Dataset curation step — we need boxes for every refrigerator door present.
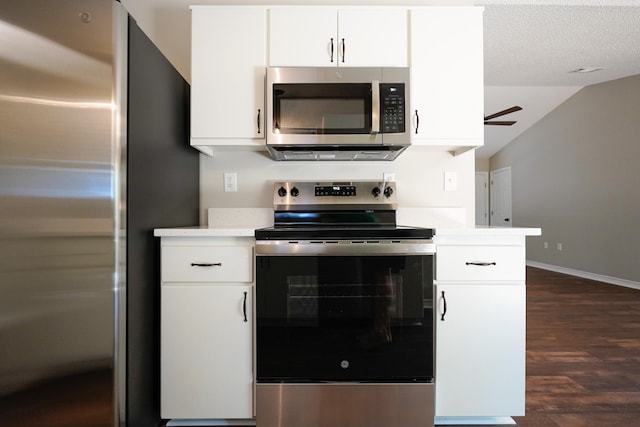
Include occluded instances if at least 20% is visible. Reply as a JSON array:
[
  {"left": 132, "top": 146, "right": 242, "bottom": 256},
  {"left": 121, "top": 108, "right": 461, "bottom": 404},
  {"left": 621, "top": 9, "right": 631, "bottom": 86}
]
[{"left": 0, "top": 0, "right": 120, "bottom": 425}]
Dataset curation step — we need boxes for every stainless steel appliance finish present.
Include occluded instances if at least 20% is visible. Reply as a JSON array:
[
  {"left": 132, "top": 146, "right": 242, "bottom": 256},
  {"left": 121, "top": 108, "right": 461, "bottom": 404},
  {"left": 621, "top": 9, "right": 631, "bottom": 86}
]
[
  {"left": 0, "top": 1, "right": 198, "bottom": 425},
  {"left": 272, "top": 180, "right": 398, "bottom": 211},
  {"left": 266, "top": 67, "right": 411, "bottom": 161},
  {"left": 257, "top": 383, "right": 435, "bottom": 427},
  {"left": 255, "top": 181, "right": 434, "bottom": 427}
]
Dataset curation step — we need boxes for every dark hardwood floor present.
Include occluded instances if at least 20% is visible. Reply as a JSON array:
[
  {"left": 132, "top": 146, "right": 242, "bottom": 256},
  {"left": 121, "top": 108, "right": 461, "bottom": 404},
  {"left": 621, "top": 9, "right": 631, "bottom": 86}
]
[
  {"left": 1, "top": 267, "right": 638, "bottom": 426},
  {"left": 512, "top": 267, "right": 640, "bottom": 427}
]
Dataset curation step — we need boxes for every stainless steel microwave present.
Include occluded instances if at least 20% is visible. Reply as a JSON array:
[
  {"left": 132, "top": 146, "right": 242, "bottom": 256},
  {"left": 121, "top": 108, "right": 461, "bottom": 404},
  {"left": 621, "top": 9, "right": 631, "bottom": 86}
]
[{"left": 266, "top": 67, "right": 411, "bottom": 161}]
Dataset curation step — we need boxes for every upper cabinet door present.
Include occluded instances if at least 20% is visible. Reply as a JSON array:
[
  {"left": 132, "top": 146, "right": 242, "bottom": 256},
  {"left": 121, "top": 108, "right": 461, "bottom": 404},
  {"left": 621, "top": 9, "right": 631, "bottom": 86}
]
[
  {"left": 337, "top": 8, "right": 408, "bottom": 67},
  {"left": 268, "top": 7, "right": 408, "bottom": 67},
  {"left": 410, "top": 7, "right": 484, "bottom": 150},
  {"left": 190, "top": 7, "right": 266, "bottom": 143},
  {"left": 269, "top": 8, "right": 337, "bottom": 66}
]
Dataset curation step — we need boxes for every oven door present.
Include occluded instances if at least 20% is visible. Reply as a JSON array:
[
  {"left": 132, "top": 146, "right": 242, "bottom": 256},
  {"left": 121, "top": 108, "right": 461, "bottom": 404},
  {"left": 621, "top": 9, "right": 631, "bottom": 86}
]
[{"left": 255, "top": 241, "right": 434, "bottom": 383}]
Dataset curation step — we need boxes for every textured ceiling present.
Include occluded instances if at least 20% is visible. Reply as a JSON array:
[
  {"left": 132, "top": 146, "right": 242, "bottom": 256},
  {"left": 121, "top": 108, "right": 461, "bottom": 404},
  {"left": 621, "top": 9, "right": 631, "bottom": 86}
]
[{"left": 476, "top": 0, "right": 640, "bottom": 158}]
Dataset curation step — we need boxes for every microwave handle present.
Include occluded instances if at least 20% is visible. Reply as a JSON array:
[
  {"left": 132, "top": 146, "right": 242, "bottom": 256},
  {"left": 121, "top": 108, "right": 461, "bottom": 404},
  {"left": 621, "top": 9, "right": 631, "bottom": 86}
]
[{"left": 371, "top": 80, "right": 380, "bottom": 134}]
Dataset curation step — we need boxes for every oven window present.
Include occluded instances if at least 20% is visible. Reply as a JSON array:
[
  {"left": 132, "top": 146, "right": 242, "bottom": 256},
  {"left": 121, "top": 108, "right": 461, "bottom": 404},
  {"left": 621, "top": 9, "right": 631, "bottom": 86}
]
[
  {"left": 273, "top": 83, "right": 372, "bottom": 134},
  {"left": 256, "top": 255, "right": 433, "bottom": 383}
]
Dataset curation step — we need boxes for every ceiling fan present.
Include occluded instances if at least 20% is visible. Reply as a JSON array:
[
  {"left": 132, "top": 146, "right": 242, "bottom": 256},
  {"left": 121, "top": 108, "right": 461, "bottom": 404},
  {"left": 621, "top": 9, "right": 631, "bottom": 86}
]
[{"left": 484, "top": 106, "right": 522, "bottom": 126}]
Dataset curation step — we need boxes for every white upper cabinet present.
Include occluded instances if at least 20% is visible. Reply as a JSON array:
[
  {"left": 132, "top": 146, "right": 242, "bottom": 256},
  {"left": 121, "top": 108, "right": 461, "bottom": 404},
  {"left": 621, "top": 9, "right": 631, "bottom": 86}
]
[
  {"left": 409, "top": 7, "right": 484, "bottom": 154},
  {"left": 190, "top": 6, "right": 266, "bottom": 153},
  {"left": 189, "top": 5, "right": 483, "bottom": 156},
  {"left": 269, "top": 7, "right": 408, "bottom": 67}
]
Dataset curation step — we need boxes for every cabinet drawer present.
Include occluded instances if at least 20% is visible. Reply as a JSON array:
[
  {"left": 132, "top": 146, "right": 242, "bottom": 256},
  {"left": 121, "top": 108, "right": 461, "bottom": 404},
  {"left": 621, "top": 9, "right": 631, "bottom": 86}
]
[
  {"left": 436, "top": 245, "right": 525, "bottom": 281},
  {"left": 162, "top": 246, "right": 253, "bottom": 283}
]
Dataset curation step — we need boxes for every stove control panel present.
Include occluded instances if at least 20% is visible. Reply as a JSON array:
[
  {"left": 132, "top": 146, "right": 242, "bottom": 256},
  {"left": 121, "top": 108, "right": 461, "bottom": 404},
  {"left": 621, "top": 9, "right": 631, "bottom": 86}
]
[
  {"left": 273, "top": 181, "right": 397, "bottom": 210},
  {"left": 315, "top": 185, "right": 356, "bottom": 197}
]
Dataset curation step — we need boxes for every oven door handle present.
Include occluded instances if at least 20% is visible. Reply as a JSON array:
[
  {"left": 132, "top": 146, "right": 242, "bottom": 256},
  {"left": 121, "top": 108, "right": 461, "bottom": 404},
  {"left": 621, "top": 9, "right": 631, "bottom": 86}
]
[{"left": 255, "top": 241, "right": 435, "bottom": 256}]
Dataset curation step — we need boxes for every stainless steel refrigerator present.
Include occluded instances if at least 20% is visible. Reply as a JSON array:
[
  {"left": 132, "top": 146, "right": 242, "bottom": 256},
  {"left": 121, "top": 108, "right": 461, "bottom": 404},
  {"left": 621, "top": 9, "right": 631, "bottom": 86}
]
[{"left": 0, "top": 1, "right": 199, "bottom": 426}]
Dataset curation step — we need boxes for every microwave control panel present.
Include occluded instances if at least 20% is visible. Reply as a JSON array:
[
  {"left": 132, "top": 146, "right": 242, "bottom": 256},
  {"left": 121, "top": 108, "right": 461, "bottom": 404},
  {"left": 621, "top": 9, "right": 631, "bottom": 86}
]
[{"left": 380, "top": 83, "right": 405, "bottom": 133}]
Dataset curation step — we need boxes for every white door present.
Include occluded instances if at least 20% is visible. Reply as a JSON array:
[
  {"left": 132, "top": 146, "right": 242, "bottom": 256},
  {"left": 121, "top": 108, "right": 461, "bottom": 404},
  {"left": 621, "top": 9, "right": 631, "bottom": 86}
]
[
  {"left": 161, "top": 284, "right": 253, "bottom": 419},
  {"left": 475, "top": 172, "right": 489, "bottom": 226},
  {"left": 409, "top": 7, "right": 484, "bottom": 142},
  {"left": 490, "top": 167, "right": 512, "bottom": 227},
  {"left": 337, "top": 8, "right": 408, "bottom": 67},
  {"left": 435, "top": 283, "right": 525, "bottom": 416},
  {"left": 191, "top": 7, "right": 266, "bottom": 139},
  {"left": 268, "top": 7, "right": 337, "bottom": 66}
]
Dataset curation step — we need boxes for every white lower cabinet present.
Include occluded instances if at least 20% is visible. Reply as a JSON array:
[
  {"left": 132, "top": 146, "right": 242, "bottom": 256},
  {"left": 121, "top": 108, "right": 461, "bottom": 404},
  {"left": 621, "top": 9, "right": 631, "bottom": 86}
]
[
  {"left": 434, "top": 235, "right": 529, "bottom": 422},
  {"left": 161, "top": 284, "right": 253, "bottom": 419},
  {"left": 159, "top": 239, "right": 254, "bottom": 421},
  {"left": 435, "top": 283, "right": 525, "bottom": 417}
]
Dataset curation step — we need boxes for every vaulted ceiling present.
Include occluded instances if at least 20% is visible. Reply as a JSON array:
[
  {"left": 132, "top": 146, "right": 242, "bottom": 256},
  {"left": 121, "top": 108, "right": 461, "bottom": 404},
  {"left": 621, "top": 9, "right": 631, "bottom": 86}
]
[{"left": 477, "top": 0, "right": 640, "bottom": 158}]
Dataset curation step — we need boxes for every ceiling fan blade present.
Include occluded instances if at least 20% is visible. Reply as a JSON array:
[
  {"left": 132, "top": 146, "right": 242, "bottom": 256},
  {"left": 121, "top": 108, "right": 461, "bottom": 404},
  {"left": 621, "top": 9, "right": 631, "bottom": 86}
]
[
  {"left": 483, "top": 105, "right": 522, "bottom": 121},
  {"left": 484, "top": 120, "right": 517, "bottom": 126}
]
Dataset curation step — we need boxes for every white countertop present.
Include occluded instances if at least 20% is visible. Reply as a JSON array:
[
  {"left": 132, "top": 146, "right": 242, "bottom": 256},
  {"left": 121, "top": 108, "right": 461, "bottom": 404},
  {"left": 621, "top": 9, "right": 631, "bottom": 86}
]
[
  {"left": 154, "top": 207, "right": 540, "bottom": 238},
  {"left": 435, "top": 226, "right": 541, "bottom": 237},
  {"left": 154, "top": 225, "right": 541, "bottom": 238},
  {"left": 153, "top": 226, "right": 257, "bottom": 237}
]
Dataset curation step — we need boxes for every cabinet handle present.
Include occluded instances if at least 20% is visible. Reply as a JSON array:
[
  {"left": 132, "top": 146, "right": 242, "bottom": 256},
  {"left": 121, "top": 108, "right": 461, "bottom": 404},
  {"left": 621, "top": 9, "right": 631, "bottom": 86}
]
[
  {"left": 257, "top": 109, "right": 261, "bottom": 134},
  {"left": 242, "top": 291, "right": 248, "bottom": 322},
  {"left": 414, "top": 110, "right": 419, "bottom": 134},
  {"left": 330, "top": 38, "right": 334, "bottom": 62},
  {"left": 190, "top": 262, "right": 222, "bottom": 267},
  {"left": 341, "top": 38, "right": 345, "bottom": 63},
  {"left": 440, "top": 290, "right": 447, "bottom": 321},
  {"left": 465, "top": 262, "right": 497, "bottom": 266}
]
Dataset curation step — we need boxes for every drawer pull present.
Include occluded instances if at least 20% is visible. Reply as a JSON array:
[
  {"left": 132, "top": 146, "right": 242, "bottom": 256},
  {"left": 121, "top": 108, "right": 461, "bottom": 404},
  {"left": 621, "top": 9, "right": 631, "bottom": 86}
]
[
  {"left": 190, "top": 262, "right": 222, "bottom": 267},
  {"left": 440, "top": 291, "right": 447, "bottom": 321},
  {"left": 465, "top": 261, "right": 497, "bottom": 266},
  {"left": 243, "top": 291, "right": 248, "bottom": 322}
]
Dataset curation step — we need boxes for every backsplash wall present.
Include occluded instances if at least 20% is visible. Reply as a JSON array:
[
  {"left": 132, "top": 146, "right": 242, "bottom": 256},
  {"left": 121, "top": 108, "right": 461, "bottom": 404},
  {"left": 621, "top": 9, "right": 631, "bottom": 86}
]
[{"left": 198, "top": 148, "right": 475, "bottom": 226}]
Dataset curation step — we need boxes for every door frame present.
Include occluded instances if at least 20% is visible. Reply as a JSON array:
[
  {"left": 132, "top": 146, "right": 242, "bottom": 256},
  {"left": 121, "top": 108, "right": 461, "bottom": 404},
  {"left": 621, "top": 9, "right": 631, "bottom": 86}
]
[{"left": 475, "top": 171, "right": 489, "bottom": 226}]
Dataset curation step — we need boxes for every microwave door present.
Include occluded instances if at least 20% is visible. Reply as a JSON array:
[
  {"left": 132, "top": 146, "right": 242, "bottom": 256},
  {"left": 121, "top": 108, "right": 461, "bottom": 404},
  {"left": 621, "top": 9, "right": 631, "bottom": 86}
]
[{"left": 273, "top": 83, "right": 373, "bottom": 136}]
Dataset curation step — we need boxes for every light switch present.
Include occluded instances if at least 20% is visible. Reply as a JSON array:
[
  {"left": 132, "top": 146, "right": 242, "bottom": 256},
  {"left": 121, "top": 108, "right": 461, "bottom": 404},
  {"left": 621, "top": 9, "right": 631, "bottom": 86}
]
[{"left": 444, "top": 171, "right": 457, "bottom": 191}]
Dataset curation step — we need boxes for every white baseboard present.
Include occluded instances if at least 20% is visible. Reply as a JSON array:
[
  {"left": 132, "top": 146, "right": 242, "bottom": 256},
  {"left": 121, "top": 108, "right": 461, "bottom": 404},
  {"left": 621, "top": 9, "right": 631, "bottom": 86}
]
[
  {"left": 527, "top": 261, "right": 640, "bottom": 291},
  {"left": 166, "top": 420, "right": 255, "bottom": 426},
  {"left": 435, "top": 416, "right": 516, "bottom": 425}
]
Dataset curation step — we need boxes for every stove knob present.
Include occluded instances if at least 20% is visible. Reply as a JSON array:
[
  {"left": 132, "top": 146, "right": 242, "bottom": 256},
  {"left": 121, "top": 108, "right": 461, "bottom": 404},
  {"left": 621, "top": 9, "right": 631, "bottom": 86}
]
[
  {"left": 290, "top": 187, "right": 299, "bottom": 197},
  {"left": 371, "top": 186, "right": 381, "bottom": 198},
  {"left": 277, "top": 186, "right": 287, "bottom": 197},
  {"left": 384, "top": 186, "right": 394, "bottom": 198}
]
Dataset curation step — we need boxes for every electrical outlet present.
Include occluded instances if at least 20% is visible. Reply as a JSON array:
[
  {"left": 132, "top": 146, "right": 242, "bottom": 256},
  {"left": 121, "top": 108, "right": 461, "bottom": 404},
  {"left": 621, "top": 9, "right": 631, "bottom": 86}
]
[
  {"left": 557, "top": 243, "right": 562, "bottom": 251},
  {"left": 544, "top": 241, "right": 548, "bottom": 249},
  {"left": 223, "top": 172, "right": 237, "bottom": 192},
  {"left": 383, "top": 172, "right": 396, "bottom": 182}
]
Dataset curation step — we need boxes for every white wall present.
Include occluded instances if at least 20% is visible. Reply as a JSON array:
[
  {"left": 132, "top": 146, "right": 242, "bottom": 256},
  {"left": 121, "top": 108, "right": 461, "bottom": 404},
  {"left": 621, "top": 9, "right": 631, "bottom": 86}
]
[
  {"left": 199, "top": 148, "right": 475, "bottom": 225},
  {"left": 120, "top": 0, "right": 478, "bottom": 227}
]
